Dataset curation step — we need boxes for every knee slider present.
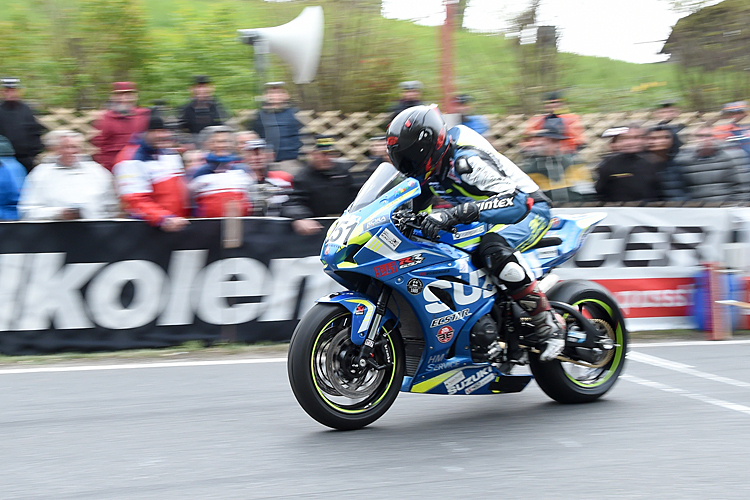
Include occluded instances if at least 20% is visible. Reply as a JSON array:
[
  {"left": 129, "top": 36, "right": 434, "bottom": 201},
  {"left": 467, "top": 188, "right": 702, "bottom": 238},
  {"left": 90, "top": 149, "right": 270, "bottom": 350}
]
[
  {"left": 496, "top": 254, "right": 533, "bottom": 292},
  {"left": 499, "top": 261, "right": 527, "bottom": 284}
]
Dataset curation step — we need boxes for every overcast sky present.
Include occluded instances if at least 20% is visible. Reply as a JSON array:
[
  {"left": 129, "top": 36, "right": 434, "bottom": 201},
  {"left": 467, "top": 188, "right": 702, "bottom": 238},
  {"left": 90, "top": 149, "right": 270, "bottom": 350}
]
[{"left": 381, "top": 0, "right": 706, "bottom": 64}]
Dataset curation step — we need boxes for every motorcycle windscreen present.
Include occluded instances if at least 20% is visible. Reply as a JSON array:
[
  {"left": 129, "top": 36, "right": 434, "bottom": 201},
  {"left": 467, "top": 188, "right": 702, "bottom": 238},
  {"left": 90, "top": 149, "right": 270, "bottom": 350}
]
[{"left": 348, "top": 163, "right": 407, "bottom": 213}]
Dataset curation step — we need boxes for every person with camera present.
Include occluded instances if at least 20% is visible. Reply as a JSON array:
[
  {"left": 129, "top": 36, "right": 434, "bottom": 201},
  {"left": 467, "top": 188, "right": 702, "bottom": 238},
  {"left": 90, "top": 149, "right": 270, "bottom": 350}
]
[
  {"left": 18, "top": 130, "right": 119, "bottom": 220},
  {"left": 240, "top": 137, "right": 292, "bottom": 216}
]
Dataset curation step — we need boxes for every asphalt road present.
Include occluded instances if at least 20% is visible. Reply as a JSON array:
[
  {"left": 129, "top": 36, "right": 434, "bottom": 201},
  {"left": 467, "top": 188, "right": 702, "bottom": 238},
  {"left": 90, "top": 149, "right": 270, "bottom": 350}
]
[{"left": 2, "top": 341, "right": 750, "bottom": 500}]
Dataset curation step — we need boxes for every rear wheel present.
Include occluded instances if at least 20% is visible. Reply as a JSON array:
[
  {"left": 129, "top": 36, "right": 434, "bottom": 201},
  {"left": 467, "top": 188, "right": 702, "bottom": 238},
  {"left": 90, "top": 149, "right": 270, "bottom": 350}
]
[
  {"left": 529, "top": 280, "right": 627, "bottom": 403},
  {"left": 287, "top": 303, "right": 404, "bottom": 430}
]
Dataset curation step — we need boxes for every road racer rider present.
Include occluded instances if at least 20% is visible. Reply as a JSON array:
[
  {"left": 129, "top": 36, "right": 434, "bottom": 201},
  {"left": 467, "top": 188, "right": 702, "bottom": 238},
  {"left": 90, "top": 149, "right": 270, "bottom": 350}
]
[{"left": 386, "top": 105, "right": 564, "bottom": 362}]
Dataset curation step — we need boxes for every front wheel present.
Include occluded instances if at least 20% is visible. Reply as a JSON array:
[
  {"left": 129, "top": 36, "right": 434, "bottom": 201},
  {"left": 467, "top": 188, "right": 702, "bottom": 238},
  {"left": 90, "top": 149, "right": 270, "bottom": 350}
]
[
  {"left": 529, "top": 280, "right": 628, "bottom": 403},
  {"left": 287, "top": 303, "right": 405, "bottom": 430}
]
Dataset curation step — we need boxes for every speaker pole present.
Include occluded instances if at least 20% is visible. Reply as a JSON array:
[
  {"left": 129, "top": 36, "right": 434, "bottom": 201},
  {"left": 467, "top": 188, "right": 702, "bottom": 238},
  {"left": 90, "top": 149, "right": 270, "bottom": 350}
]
[
  {"left": 254, "top": 38, "right": 269, "bottom": 91},
  {"left": 239, "top": 32, "right": 268, "bottom": 98}
]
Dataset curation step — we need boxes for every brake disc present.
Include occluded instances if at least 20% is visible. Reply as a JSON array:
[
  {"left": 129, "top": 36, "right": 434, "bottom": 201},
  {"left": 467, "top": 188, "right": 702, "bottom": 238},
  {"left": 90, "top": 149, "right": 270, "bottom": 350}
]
[{"left": 325, "top": 329, "right": 384, "bottom": 399}]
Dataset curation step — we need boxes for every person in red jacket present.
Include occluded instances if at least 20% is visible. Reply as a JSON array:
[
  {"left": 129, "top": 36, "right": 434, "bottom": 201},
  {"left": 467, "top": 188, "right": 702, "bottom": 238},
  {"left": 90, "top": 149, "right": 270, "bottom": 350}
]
[
  {"left": 91, "top": 82, "right": 150, "bottom": 171},
  {"left": 113, "top": 115, "right": 190, "bottom": 232}
]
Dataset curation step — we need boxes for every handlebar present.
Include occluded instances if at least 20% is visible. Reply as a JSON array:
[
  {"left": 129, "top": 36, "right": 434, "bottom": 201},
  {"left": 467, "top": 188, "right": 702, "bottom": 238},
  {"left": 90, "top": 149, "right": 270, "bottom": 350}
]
[
  {"left": 392, "top": 211, "right": 423, "bottom": 240},
  {"left": 392, "top": 211, "right": 457, "bottom": 242}
]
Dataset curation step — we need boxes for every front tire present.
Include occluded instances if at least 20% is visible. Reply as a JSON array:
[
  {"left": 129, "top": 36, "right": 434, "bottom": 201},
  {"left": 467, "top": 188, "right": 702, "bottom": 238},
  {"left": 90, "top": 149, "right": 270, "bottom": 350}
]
[
  {"left": 529, "top": 280, "right": 628, "bottom": 403},
  {"left": 287, "top": 303, "right": 405, "bottom": 430}
]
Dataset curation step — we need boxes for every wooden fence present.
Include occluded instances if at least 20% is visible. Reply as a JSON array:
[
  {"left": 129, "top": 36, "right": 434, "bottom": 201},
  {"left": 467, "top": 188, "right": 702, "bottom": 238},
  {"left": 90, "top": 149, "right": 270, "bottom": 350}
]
[{"left": 36, "top": 108, "right": 728, "bottom": 166}]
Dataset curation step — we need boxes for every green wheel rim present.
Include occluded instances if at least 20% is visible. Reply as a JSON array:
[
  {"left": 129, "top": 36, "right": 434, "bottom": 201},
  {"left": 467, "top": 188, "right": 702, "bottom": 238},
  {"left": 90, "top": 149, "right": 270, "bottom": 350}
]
[{"left": 563, "top": 298, "right": 625, "bottom": 388}]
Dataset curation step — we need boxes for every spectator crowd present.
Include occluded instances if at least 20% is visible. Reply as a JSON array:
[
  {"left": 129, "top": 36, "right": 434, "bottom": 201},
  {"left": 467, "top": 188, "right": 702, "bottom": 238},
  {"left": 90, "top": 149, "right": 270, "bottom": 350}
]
[
  {"left": 2, "top": 76, "right": 750, "bottom": 229},
  {"left": 521, "top": 93, "right": 750, "bottom": 205},
  {"left": 0, "top": 77, "right": 360, "bottom": 234}
]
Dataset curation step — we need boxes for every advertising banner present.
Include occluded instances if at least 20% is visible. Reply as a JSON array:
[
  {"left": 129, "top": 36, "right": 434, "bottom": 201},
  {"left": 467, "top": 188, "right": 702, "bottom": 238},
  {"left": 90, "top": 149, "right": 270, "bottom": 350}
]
[
  {"left": 1, "top": 207, "right": 749, "bottom": 354},
  {"left": 0, "top": 218, "right": 337, "bottom": 354},
  {"left": 552, "top": 207, "right": 750, "bottom": 330}
]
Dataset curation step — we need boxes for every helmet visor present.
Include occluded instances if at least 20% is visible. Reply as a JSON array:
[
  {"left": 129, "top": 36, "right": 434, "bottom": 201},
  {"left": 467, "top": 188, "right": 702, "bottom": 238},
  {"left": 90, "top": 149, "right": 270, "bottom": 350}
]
[{"left": 388, "top": 136, "right": 432, "bottom": 178}]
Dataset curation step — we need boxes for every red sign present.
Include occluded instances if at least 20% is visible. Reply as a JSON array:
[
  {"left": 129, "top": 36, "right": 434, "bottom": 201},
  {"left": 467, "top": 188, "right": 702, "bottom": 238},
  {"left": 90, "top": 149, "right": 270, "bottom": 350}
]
[
  {"left": 594, "top": 278, "right": 694, "bottom": 318},
  {"left": 437, "top": 325, "right": 454, "bottom": 343},
  {"left": 374, "top": 261, "right": 398, "bottom": 278}
]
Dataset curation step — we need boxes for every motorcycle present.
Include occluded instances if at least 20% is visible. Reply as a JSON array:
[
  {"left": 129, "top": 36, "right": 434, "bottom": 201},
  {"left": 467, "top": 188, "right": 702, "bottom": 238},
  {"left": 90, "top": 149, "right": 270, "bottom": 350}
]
[{"left": 288, "top": 163, "right": 627, "bottom": 430}]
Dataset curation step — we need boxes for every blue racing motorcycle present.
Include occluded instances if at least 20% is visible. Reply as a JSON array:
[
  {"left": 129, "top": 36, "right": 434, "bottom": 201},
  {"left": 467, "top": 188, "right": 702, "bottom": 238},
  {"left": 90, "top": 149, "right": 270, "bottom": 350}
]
[{"left": 288, "top": 163, "right": 627, "bottom": 430}]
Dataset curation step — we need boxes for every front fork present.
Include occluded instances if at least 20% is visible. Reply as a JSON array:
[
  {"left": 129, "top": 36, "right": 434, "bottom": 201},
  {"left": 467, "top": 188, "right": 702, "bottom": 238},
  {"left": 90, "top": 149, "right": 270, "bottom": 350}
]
[{"left": 356, "top": 286, "right": 393, "bottom": 371}]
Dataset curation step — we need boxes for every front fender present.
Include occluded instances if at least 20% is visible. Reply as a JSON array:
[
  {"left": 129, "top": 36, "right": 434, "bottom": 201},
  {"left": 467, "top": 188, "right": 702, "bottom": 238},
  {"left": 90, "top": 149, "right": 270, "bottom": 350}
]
[{"left": 317, "top": 291, "right": 398, "bottom": 345}]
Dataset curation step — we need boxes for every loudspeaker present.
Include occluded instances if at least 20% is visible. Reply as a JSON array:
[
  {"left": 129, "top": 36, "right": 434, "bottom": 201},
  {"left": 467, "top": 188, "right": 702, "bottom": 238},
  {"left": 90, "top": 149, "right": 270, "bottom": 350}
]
[{"left": 238, "top": 6, "right": 324, "bottom": 85}]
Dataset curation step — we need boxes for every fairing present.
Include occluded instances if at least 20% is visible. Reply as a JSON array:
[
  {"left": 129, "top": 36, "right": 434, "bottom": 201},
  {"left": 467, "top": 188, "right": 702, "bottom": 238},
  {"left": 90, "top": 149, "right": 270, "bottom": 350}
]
[{"left": 316, "top": 163, "right": 604, "bottom": 395}]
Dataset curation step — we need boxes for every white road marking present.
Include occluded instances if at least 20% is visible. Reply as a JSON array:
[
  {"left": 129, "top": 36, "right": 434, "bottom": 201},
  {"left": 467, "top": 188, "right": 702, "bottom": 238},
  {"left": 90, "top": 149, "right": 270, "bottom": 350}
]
[
  {"left": 0, "top": 357, "right": 287, "bottom": 375},
  {"left": 628, "top": 351, "right": 694, "bottom": 369},
  {"left": 622, "top": 374, "right": 750, "bottom": 417},
  {"left": 631, "top": 340, "right": 750, "bottom": 348},
  {"left": 628, "top": 351, "right": 750, "bottom": 388}
]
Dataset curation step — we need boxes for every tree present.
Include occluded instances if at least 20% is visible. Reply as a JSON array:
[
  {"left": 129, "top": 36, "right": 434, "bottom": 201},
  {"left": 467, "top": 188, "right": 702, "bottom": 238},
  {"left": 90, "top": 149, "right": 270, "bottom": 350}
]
[
  {"left": 661, "top": 0, "right": 750, "bottom": 111},
  {"left": 508, "top": 0, "right": 559, "bottom": 113},
  {"left": 277, "top": 0, "right": 405, "bottom": 113},
  {"left": 665, "top": 0, "right": 713, "bottom": 14}
]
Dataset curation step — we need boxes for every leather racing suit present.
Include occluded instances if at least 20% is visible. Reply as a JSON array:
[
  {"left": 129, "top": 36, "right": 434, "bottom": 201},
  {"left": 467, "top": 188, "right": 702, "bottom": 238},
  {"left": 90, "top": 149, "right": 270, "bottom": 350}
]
[{"left": 417, "top": 125, "right": 563, "bottom": 361}]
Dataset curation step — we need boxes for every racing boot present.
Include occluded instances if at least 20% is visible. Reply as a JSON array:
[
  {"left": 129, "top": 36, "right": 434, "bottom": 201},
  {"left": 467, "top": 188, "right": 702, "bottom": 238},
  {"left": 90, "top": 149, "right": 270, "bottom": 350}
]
[
  {"left": 513, "top": 282, "right": 565, "bottom": 362},
  {"left": 480, "top": 235, "right": 565, "bottom": 362}
]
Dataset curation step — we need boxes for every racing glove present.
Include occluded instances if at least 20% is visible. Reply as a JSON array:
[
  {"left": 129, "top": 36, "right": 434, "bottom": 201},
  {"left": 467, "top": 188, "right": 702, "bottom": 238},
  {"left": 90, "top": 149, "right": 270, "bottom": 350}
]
[{"left": 421, "top": 203, "right": 480, "bottom": 240}]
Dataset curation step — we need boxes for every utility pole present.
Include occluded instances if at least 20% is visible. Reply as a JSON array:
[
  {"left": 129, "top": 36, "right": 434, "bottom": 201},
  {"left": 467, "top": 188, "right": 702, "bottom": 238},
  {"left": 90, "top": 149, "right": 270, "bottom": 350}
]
[{"left": 441, "top": 0, "right": 457, "bottom": 114}]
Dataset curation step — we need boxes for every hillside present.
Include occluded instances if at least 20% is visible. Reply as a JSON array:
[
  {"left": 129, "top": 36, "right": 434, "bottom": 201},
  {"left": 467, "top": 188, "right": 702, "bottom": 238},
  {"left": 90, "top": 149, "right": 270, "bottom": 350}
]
[{"left": 0, "top": 0, "right": 682, "bottom": 114}]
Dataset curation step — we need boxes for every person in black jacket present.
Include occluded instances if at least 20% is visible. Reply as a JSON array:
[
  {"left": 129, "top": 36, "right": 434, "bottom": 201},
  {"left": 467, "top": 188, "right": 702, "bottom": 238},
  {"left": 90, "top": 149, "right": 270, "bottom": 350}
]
[
  {"left": 653, "top": 100, "right": 685, "bottom": 132},
  {"left": 179, "top": 76, "right": 228, "bottom": 140},
  {"left": 281, "top": 136, "right": 356, "bottom": 235},
  {"left": 0, "top": 78, "right": 46, "bottom": 172},
  {"left": 673, "top": 125, "right": 750, "bottom": 203},
  {"left": 595, "top": 125, "right": 663, "bottom": 203},
  {"left": 388, "top": 81, "right": 424, "bottom": 123},
  {"left": 645, "top": 124, "right": 685, "bottom": 201}
]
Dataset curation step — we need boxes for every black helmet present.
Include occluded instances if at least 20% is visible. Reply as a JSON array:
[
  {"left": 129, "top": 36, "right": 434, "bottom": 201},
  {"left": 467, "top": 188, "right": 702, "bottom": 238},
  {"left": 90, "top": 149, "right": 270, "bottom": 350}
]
[{"left": 386, "top": 105, "right": 449, "bottom": 181}]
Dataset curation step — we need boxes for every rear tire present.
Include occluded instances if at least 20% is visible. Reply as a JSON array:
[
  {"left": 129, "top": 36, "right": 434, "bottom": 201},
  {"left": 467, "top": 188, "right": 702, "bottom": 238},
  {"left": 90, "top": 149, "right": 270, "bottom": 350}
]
[
  {"left": 529, "top": 280, "right": 628, "bottom": 403},
  {"left": 287, "top": 303, "right": 405, "bottom": 430}
]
